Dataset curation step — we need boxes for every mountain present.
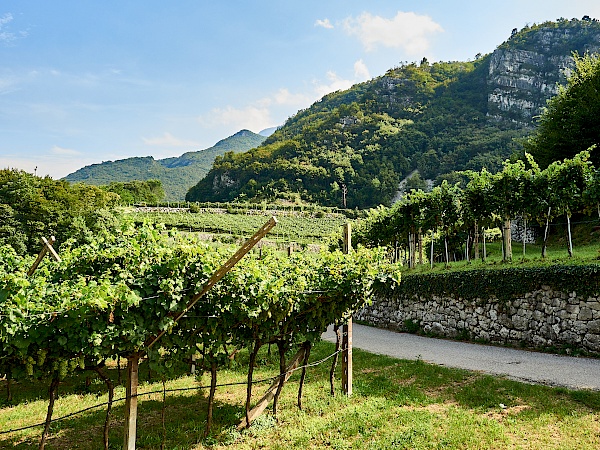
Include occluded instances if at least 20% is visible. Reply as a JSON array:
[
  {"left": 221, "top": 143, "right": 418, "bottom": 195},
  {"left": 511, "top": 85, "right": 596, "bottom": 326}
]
[
  {"left": 186, "top": 18, "right": 600, "bottom": 208},
  {"left": 259, "top": 126, "right": 279, "bottom": 137},
  {"left": 64, "top": 130, "right": 266, "bottom": 201}
]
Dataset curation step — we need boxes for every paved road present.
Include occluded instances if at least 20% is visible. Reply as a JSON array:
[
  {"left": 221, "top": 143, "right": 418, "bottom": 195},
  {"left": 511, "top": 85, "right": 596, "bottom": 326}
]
[{"left": 323, "top": 323, "right": 600, "bottom": 391}]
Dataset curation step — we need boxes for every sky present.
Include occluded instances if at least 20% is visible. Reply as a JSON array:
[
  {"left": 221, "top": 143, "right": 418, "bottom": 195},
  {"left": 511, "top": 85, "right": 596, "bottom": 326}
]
[{"left": 1, "top": 1, "right": 600, "bottom": 179}]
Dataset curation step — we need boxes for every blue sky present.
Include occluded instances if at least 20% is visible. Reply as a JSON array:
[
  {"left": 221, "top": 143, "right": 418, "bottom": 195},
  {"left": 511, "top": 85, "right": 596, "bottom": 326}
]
[{"left": 1, "top": 1, "right": 600, "bottom": 179}]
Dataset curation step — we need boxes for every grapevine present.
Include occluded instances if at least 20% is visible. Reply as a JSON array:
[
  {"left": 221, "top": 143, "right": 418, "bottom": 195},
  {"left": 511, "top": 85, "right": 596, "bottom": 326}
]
[{"left": 0, "top": 221, "right": 399, "bottom": 441}]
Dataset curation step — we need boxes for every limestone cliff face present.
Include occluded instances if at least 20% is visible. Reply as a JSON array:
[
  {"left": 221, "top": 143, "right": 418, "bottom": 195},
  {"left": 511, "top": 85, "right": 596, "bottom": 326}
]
[{"left": 487, "top": 23, "right": 600, "bottom": 122}]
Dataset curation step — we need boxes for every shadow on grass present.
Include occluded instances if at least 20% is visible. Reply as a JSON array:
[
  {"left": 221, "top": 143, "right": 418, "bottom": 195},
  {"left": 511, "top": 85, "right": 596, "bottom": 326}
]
[{"left": 1, "top": 386, "right": 245, "bottom": 450}]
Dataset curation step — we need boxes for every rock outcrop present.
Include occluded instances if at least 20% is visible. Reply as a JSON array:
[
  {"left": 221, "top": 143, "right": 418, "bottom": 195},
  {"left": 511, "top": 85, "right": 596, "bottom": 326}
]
[{"left": 487, "top": 21, "right": 600, "bottom": 122}]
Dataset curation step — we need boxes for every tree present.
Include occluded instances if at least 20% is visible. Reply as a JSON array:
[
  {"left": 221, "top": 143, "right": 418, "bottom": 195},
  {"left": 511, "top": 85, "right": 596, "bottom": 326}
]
[
  {"left": 489, "top": 160, "right": 533, "bottom": 261},
  {"left": 102, "top": 179, "right": 165, "bottom": 204},
  {"left": 0, "top": 169, "right": 120, "bottom": 255},
  {"left": 404, "top": 173, "right": 428, "bottom": 192},
  {"left": 526, "top": 53, "right": 600, "bottom": 168},
  {"left": 583, "top": 150, "right": 600, "bottom": 218},
  {"left": 544, "top": 151, "right": 593, "bottom": 257},
  {"left": 462, "top": 169, "right": 494, "bottom": 260},
  {"left": 425, "top": 181, "right": 462, "bottom": 267}
]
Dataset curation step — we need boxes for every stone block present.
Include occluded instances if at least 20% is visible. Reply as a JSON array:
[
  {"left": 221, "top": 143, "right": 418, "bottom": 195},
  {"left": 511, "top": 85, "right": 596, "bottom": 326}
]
[
  {"left": 588, "top": 320, "right": 600, "bottom": 334},
  {"left": 565, "top": 304, "right": 580, "bottom": 315},
  {"left": 583, "top": 334, "right": 600, "bottom": 351},
  {"left": 588, "top": 301, "right": 600, "bottom": 311},
  {"left": 579, "top": 307, "right": 594, "bottom": 321}
]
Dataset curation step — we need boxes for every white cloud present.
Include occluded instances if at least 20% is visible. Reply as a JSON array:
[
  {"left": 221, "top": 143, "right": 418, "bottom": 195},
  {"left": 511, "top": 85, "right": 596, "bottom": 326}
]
[
  {"left": 0, "top": 12, "right": 27, "bottom": 44},
  {"left": 343, "top": 11, "right": 443, "bottom": 54},
  {"left": 272, "top": 88, "right": 313, "bottom": 107},
  {"left": 0, "top": 13, "right": 12, "bottom": 27},
  {"left": 0, "top": 149, "right": 96, "bottom": 179},
  {"left": 0, "top": 77, "right": 18, "bottom": 95},
  {"left": 142, "top": 132, "right": 200, "bottom": 147},
  {"left": 313, "top": 71, "right": 355, "bottom": 98},
  {"left": 0, "top": 13, "right": 15, "bottom": 43},
  {"left": 353, "top": 59, "right": 371, "bottom": 81},
  {"left": 198, "top": 105, "right": 274, "bottom": 133},
  {"left": 51, "top": 145, "right": 82, "bottom": 156},
  {"left": 198, "top": 59, "right": 373, "bottom": 135},
  {"left": 315, "top": 18, "right": 334, "bottom": 29}
]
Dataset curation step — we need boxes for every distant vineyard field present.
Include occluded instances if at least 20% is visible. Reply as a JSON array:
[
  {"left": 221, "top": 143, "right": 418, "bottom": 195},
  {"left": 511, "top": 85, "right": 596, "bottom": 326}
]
[{"left": 125, "top": 208, "right": 348, "bottom": 245}]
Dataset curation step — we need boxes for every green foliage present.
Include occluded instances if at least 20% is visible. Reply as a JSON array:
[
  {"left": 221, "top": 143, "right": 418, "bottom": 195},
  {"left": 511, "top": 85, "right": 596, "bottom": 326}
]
[
  {"left": 404, "top": 172, "right": 428, "bottom": 192},
  {"left": 355, "top": 151, "right": 598, "bottom": 261},
  {"left": 0, "top": 169, "right": 120, "bottom": 255},
  {"left": 129, "top": 210, "right": 347, "bottom": 245},
  {"left": 102, "top": 179, "right": 165, "bottom": 204},
  {"left": 0, "top": 224, "right": 398, "bottom": 388},
  {"left": 188, "top": 57, "right": 525, "bottom": 208},
  {"left": 527, "top": 53, "right": 600, "bottom": 168},
  {"left": 502, "top": 17, "right": 600, "bottom": 55},
  {"left": 388, "top": 264, "right": 600, "bottom": 303}
]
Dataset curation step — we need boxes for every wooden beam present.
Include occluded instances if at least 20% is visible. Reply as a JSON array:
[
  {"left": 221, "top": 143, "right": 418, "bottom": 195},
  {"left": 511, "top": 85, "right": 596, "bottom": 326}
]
[
  {"left": 237, "top": 345, "right": 306, "bottom": 430},
  {"left": 342, "top": 319, "right": 353, "bottom": 396},
  {"left": 43, "top": 236, "right": 61, "bottom": 262},
  {"left": 27, "top": 236, "right": 60, "bottom": 276},
  {"left": 341, "top": 223, "right": 353, "bottom": 396},
  {"left": 123, "top": 356, "right": 140, "bottom": 450},
  {"left": 146, "top": 216, "right": 277, "bottom": 349}
]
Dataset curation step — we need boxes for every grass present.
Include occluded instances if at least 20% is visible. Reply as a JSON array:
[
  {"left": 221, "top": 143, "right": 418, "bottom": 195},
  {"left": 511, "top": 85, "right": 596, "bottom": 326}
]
[
  {"left": 2, "top": 341, "right": 600, "bottom": 449},
  {"left": 407, "top": 227, "right": 600, "bottom": 275}
]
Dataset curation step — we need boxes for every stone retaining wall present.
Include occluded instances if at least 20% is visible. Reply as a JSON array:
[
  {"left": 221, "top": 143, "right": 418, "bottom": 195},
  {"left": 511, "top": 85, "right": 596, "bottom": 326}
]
[{"left": 356, "top": 286, "right": 600, "bottom": 353}]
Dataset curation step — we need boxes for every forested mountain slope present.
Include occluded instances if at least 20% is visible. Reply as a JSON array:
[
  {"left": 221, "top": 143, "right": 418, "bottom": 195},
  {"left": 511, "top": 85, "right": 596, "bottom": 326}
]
[
  {"left": 187, "top": 18, "right": 600, "bottom": 208},
  {"left": 64, "top": 130, "right": 266, "bottom": 201}
]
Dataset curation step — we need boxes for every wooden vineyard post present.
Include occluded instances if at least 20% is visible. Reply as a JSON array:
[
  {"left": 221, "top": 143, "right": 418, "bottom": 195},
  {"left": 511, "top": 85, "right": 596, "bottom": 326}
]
[
  {"left": 146, "top": 216, "right": 278, "bottom": 350},
  {"left": 123, "top": 355, "right": 140, "bottom": 450},
  {"left": 237, "top": 346, "right": 307, "bottom": 430},
  {"left": 342, "top": 223, "right": 353, "bottom": 396},
  {"left": 27, "top": 236, "right": 61, "bottom": 276}
]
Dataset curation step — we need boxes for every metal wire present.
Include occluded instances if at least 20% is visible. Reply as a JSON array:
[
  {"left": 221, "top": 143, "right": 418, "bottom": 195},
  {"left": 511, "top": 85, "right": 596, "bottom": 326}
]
[{"left": 0, "top": 347, "right": 344, "bottom": 435}]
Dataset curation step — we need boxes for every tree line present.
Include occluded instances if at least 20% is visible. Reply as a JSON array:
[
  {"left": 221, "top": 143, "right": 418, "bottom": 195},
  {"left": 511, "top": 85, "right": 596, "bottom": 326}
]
[
  {"left": 0, "top": 170, "right": 165, "bottom": 255},
  {"left": 354, "top": 150, "right": 598, "bottom": 265}
]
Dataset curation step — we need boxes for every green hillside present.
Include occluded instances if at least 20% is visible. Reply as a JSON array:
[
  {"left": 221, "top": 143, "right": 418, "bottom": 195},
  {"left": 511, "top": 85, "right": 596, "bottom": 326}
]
[
  {"left": 64, "top": 130, "right": 266, "bottom": 201},
  {"left": 187, "top": 18, "right": 600, "bottom": 208}
]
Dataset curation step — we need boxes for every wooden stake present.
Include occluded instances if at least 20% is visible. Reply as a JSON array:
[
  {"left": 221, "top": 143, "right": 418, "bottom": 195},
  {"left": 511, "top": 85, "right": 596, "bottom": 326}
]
[
  {"left": 237, "top": 346, "right": 306, "bottom": 430},
  {"left": 342, "top": 223, "right": 353, "bottom": 396},
  {"left": 330, "top": 325, "right": 341, "bottom": 396},
  {"left": 123, "top": 356, "right": 140, "bottom": 450},
  {"left": 28, "top": 236, "right": 61, "bottom": 276},
  {"left": 342, "top": 319, "right": 353, "bottom": 396}
]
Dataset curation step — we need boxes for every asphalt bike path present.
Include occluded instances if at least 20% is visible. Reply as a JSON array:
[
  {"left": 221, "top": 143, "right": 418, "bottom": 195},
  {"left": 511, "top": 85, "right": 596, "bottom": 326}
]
[{"left": 323, "top": 323, "right": 600, "bottom": 391}]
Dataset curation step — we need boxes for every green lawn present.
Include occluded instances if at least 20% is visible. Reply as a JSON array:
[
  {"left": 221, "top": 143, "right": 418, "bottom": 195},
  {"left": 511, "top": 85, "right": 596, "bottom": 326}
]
[{"left": 2, "top": 341, "right": 599, "bottom": 449}]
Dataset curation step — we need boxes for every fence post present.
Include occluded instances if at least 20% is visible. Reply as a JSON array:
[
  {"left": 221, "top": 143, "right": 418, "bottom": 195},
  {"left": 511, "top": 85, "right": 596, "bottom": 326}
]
[
  {"left": 342, "top": 223, "right": 353, "bottom": 396},
  {"left": 123, "top": 355, "right": 140, "bottom": 450}
]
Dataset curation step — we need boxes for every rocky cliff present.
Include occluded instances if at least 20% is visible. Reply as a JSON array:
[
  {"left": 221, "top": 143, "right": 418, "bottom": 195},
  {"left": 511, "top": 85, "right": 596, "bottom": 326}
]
[{"left": 487, "top": 20, "right": 600, "bottom": 122}]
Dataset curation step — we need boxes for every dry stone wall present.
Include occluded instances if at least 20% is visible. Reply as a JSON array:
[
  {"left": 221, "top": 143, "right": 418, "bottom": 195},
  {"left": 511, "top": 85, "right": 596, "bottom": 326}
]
[{"left": 359, "top": 270, "right": 600, "bottom": 354}]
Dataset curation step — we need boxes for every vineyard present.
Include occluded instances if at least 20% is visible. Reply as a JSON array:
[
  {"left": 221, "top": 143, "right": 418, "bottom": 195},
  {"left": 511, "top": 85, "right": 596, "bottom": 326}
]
[
  {"left": 126, "top": 207, "right": 349, "bottom": 247},
  {"left": 0, "top": 220, "right": 398, "bottom": 448}
]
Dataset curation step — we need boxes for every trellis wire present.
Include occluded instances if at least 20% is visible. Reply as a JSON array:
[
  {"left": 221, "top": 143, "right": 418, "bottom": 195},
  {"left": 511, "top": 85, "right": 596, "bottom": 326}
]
[{"left": 0, "top": 347, "right": 344, "bottom": 435}]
